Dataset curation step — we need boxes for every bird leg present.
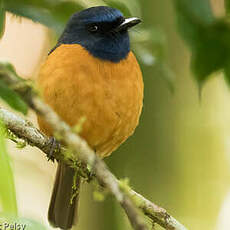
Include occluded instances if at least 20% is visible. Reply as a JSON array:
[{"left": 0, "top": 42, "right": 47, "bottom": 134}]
[{"left": 46, "top": 136, "right": 61, "bottom": 162}]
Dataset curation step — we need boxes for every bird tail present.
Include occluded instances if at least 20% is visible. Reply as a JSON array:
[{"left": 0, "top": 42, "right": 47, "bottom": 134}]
[{"left": 48, "top": 163, "right": 81, "bottom": 230}]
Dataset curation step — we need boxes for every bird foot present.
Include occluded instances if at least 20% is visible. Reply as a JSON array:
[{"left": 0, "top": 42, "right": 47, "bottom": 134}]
[{"left": 46, "top": 137, "right": 61, "bottom": 162}]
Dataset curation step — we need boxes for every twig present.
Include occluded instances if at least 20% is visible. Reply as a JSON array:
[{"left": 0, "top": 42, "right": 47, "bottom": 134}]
[
  {"left": 128, "top": 189, "right": 187, "bottom": 230},
  {"left": 38, "top": 97, "right": 149, "bottom": 230},
  {"left": 0, "top": 66, "right": 188, "bottom": 230},
  {"left": 0, "top": 107, "right": 188, "bottom": 230},
  {"left": 0, "top": 107, "right": 91, "bottom": 179},
  {"left": 0, "top": 107, "right": 187, "bottom": 230},
  {"left": 0, "top": 67, "right": 148, "bottom": 230}
]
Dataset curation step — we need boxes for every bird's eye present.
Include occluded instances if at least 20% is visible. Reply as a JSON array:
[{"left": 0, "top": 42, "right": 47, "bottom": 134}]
[{"left": 88, "top": 25, "right": 98, "bottom": 33}]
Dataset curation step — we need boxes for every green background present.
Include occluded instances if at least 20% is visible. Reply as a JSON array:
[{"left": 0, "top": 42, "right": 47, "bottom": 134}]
[{"left": 1, "top": 0, "right": 230, "bottom": 230}]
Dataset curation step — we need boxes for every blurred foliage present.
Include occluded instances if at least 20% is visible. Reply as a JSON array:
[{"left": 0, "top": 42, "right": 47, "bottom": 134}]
[
  {"left": 1, "top": 0, "right": 230, "bottom": 230},
  {"left": 0, "top": 0, "right": 175, "bottom": 108},
  {"left": 174, "top": 0, "right": 230, "bottom": 88},
  {"left": 0, "top": 0, "right": 174, "bottom": 88},
  {"left": 0, "top": 0, "right": 172, "bottom": 227},
  {"left": 0, "top": 121, "right": 17, "bottom": 215},
  {"left": 103, "top": 0, "right": 138, "bottom": 17},
  {"left": 2, "top": 0, "right": 139, "bottom": 33},
  {"left": 4, "top": 0, "right": 84, "bottom": 34},
  {"left": 0, "top": 62, "right": 28, "bottom": 115},
  {"left": 226, "top": 0, "right": 230, "bottom": 15},
  {"left": 0, "top": 0, "right": 5, "bottom": 39},
  {"left": 0, "top": 79, "right": 28, "bottom": 115}
]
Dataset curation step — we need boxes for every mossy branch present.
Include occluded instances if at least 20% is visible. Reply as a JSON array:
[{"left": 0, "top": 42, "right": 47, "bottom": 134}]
[{"left": 0, "top": 65, "right": 188, "bottom": 230}]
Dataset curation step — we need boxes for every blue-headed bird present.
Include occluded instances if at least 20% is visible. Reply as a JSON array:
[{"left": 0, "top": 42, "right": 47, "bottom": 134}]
[{"left": 37, "top": 6, "right": 144, "bottom": 230}]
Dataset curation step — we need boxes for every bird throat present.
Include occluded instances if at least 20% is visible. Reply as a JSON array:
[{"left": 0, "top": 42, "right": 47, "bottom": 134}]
[
  {"left": 49, "top": 32, "right": 130, "bottom": 63},
  {"left": 83, "top": 34, "right": 131, "bottom": 62}
]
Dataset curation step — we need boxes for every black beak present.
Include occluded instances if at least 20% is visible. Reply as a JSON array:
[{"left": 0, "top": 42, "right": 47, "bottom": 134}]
[{"left": 115, "top": 17, "right": 141, "bottom": 32}]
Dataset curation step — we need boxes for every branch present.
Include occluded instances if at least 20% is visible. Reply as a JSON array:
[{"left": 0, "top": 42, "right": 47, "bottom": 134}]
[
  {"left": 0, "top": 108, "right": 187, "bottom": 230},
  {"left": 0, "top": 107, "right": 91, "bottom": 179},
  {"left": 0, "top": 65, "right": 148, "bottom": 230},
  {"left": 0, "top": 66, "right": 188, "bottom": 230}
]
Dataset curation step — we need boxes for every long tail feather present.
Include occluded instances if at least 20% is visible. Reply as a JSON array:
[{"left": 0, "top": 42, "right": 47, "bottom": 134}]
[{"left": 48, "top": 163, "right": 81, "bottom": 230}]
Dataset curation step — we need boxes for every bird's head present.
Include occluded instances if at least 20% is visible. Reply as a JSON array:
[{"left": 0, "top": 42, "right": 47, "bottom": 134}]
[{"left": 55, "top": 6, "right": 141, "bottom": 62}]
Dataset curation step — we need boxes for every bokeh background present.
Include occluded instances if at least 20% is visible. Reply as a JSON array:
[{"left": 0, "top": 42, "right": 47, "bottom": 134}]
[{"left": 1, "top": 0, "right": 230, "bottom": 230}]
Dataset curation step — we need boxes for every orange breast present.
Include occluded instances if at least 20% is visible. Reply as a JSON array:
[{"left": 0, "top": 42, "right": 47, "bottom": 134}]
[{"left": 37, "top": 44, "right": 143, "bottom": 157}]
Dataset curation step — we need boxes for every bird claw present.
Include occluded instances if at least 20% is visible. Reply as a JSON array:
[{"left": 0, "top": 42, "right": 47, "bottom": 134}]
[{"left": 46, "top": 137, "right": 61, "bottom": 162}]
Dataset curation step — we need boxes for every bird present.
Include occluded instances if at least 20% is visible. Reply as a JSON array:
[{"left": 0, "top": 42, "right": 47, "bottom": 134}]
[{"left": 37, "top": 6, "right": 144, "bottom": 230}]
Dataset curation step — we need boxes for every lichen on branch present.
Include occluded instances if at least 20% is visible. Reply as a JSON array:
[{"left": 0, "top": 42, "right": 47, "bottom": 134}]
[{"left": 0, "top": 65, "right": 188, "bottom": 230}]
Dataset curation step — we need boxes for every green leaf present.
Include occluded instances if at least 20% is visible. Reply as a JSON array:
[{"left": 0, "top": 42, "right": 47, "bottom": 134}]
[
  {"left": 4, "top": 0, "right": 84, "bottom": 34},
  {"left": 0, "top": 0, "right": 5, "bottom": 39},
  {"left": 0, "top": 79, "right": 28, "bottom": 115},
  {"left": 224, "top": 58, "right": 230, "bottom": 85},
  {"left": 174, "top": 0, "right": 214, "bottom": 50},
  {"left": 191, "top": 20, "right": 230, "bottom": 85},
  {"left": 225, "top": 0, "right": 230, "bottom": 15},
  {"left": 175, "top": 0, "right": 214, "bottom": 24},
  {"left": 174, "top": 0, "right": 230, "bottom": 87},
  {"left": 0, "top": 122, "right": 18, "bottom": 215},
  {"left": 0, "top": 62, "right": 28, "bottom": 114},
  {"left": 0, "top": 62, "right": 22, "bottom": 80}
]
